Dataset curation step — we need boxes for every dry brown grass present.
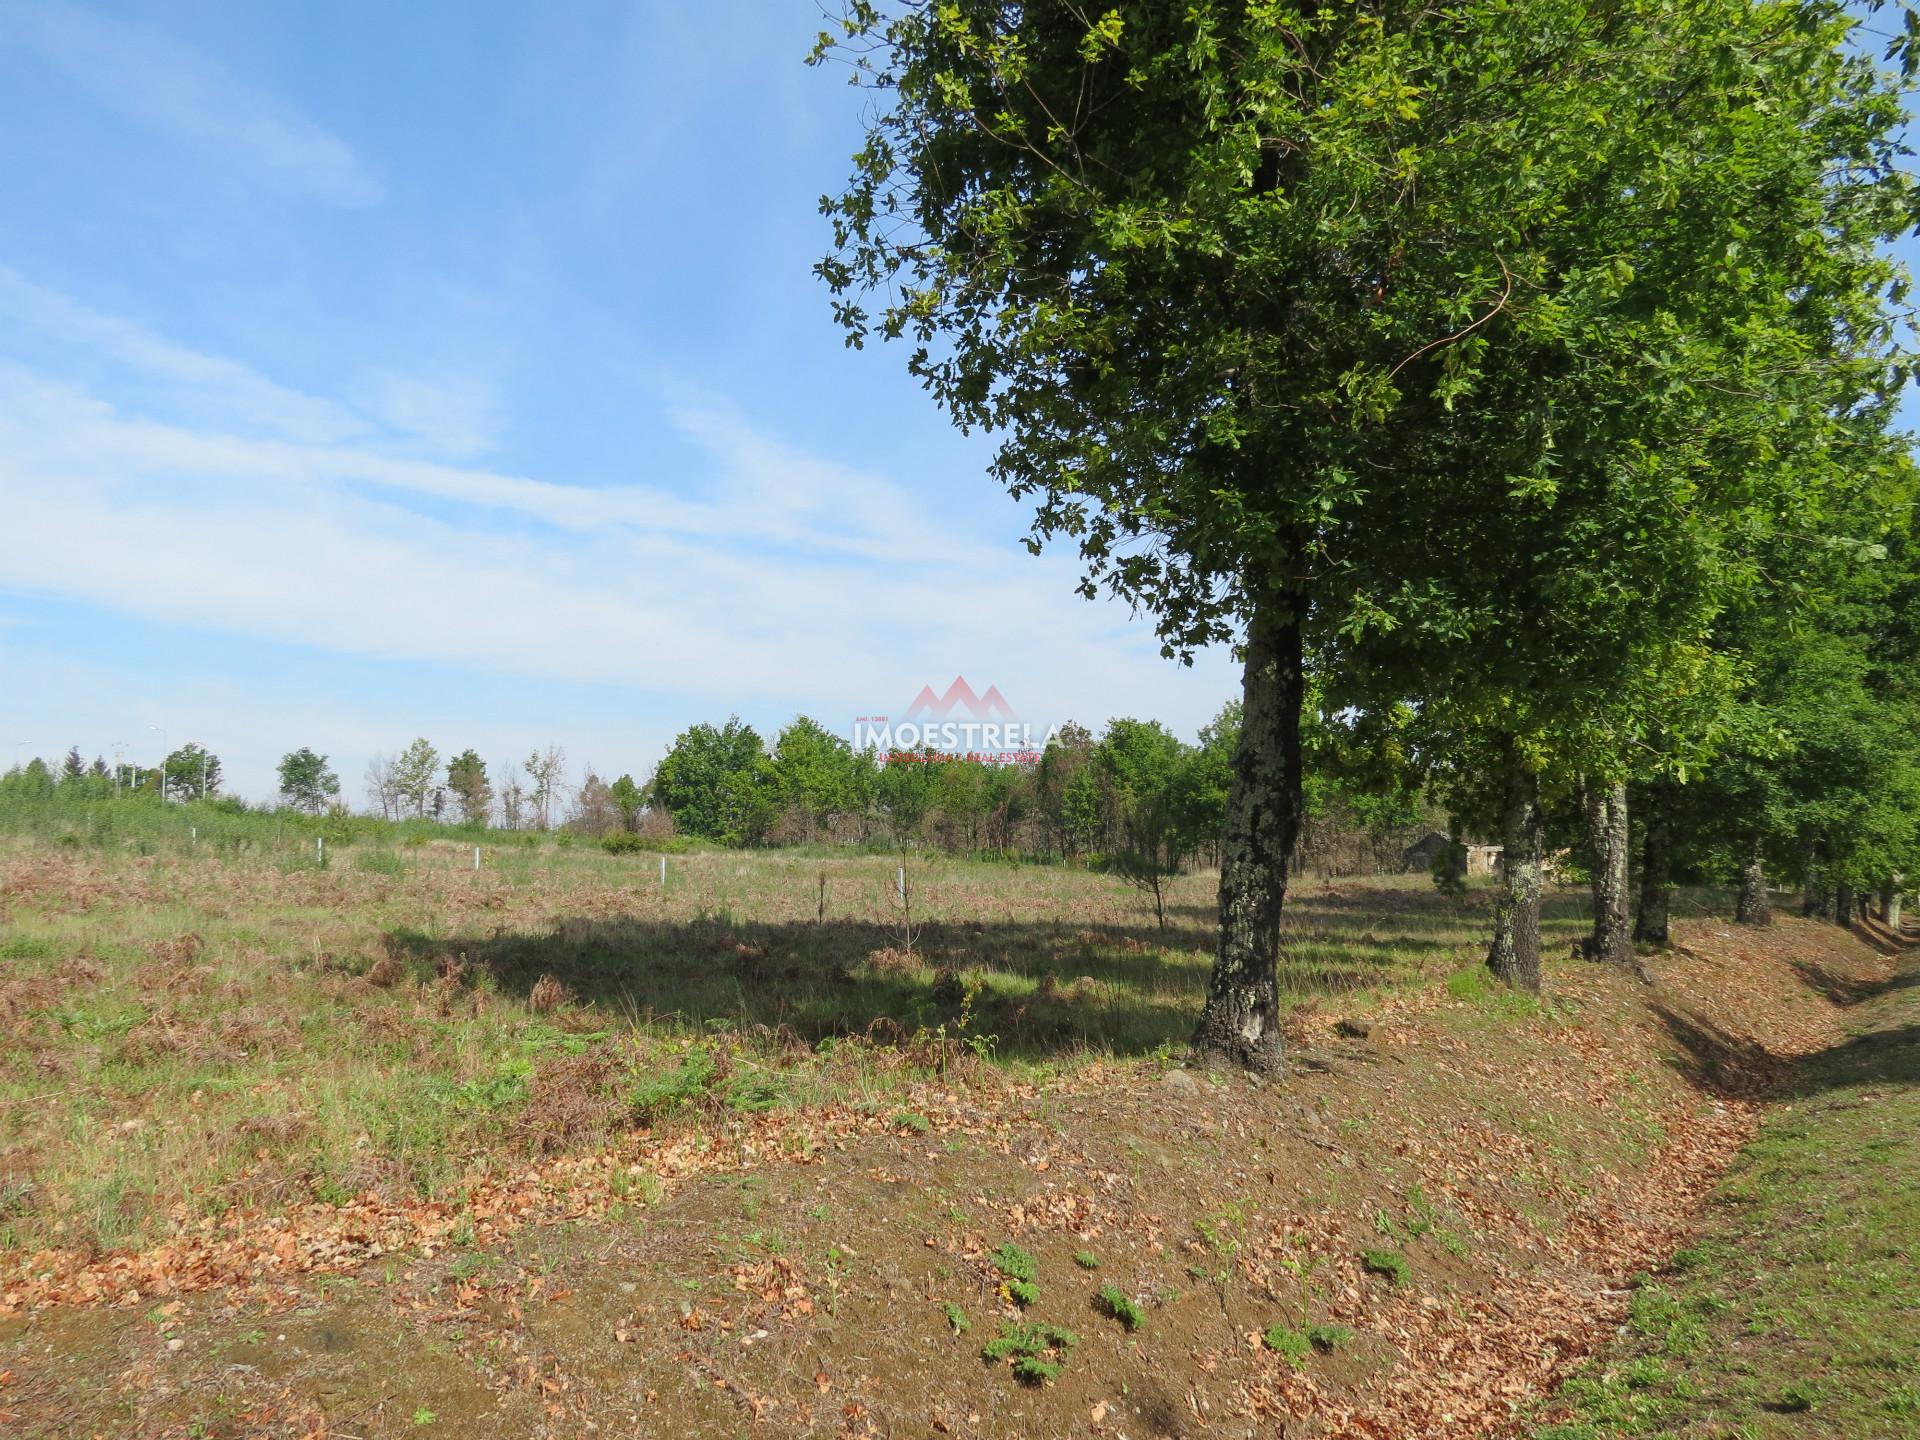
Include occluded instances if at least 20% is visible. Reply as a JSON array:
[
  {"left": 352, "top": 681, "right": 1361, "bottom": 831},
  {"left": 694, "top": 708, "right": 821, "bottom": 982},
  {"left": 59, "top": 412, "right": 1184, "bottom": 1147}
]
[{"left": 0, "top": 837, "right": 1580, "bottom": 1255}]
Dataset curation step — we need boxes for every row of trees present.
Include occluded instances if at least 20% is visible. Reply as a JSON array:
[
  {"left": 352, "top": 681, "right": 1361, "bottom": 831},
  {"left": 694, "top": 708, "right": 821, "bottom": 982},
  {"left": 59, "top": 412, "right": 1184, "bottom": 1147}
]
[
  {"left": 814, "top": 0, "right": 1920, "bottom": 1066},
  {"left": 3, "top": 743, "right": 226, "bottom": 804}
]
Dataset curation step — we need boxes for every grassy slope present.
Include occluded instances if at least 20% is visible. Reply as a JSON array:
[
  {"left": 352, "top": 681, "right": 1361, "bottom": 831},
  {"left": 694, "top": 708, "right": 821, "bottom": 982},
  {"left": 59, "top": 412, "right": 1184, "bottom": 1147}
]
[
  {"left": 0, "top": 842, "right": 1557, "bottom": 1254},
  {"left": 1531, "top": 954, "right": 1920, "bottom": 1440},
  {"left": 0, "top": 839, "right": 1906, "bottom": 1439}
]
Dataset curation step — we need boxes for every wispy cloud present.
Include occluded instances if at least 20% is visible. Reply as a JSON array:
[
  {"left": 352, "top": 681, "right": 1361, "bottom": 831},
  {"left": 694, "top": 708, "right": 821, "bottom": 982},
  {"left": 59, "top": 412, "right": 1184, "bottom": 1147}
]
[
  {"left": 0, "top": 267, "right": 366, "bottom": 443},
  {"left": 0, "top": 282, "right": 1232, "bottom": 757},
  {"left": 0, "top": 0, "right": 382, "bottom": 207}
]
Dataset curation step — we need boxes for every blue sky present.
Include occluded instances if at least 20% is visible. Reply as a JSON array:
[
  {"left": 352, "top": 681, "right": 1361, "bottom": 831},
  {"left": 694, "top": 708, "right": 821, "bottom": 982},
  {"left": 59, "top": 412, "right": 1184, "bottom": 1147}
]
[{"left": 0, "top": 0, "right": 1239, "bottom": 802}]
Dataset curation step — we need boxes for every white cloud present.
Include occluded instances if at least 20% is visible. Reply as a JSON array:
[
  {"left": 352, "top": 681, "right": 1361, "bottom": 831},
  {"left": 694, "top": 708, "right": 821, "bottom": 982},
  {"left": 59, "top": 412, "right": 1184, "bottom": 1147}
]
[
  {"left": 0, "top": 267, "right": 366, "bottom": 444},
  {"left": 0, "top": 286, "right": 1238, "bottom": 798},
  {"left": 0, "top": 0, "right": 382, "bottom": 207}
]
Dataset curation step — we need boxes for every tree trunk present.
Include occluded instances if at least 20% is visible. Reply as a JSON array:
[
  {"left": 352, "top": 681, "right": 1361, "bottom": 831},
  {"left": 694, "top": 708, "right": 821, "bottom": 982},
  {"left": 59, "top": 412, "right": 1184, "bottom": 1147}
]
[
  {"left": 1734, "top": 844, "right": 1771, "bottom": 926},
  {"left": 1835, "top": 880, "right": 1855, "bottom": 928},
  {"left": 1486, "top": 752, "right": 1544, "bottom": 993},
  {"left": 1634, "top": 786, "right": 1672, "bottom": 949},
  {"left": 1800, "top": 839, "right": 1829, "bottom": 918},
  {"left": 1583, "top": 780, "right": 1632, "bottom": 964},
  {"left": 1885, "top": 885, "right": 1904, "bottom": 931},
  {"left": 1192, "top": 596, "right": 1304, "bottom": 1071}
]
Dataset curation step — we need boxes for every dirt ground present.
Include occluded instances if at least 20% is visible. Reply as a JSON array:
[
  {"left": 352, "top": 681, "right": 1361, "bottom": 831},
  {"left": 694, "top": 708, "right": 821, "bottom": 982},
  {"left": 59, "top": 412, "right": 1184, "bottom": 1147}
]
[{"left": 0, "top": 897, "right": 1899, "bottom": 1439}]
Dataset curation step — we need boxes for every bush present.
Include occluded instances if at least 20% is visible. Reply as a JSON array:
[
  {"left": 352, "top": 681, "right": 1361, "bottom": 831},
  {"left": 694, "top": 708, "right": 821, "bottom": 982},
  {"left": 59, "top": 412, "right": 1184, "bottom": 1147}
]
[{"left": 602, "top": 831, "right": 703, "bottom": 855}]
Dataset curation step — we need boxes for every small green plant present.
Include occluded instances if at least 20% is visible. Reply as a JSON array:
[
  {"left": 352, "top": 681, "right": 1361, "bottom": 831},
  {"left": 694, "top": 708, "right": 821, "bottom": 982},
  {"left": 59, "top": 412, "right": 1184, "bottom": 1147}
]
[
  {"left": 411, "top": 1408, "right": 437, "bottom": 1428},
  {"left": 982, "top": 1320, "right": 1078, "bottom": 1385},
  {"left": 891, "top": 1109, "right": 932, "bottom": 1134},
  {"left": 628, "top": 1045, "right": 717, "bottom": 1123},
  {"left": 354, "top": 847, "right": 404, "bottom": 876},
  {"left": 448, "top": 1060, "right": 532, "bottom": 1113},
  {"left": 722, "top": 1070, "right": 786, "bottom": 1114},
  {"left": 1778, "top": 1380, "right": 1820, "bottom": 1413},
  {"left": 940, "top": 1301, "right": 970, "bottom": 1335},
  {"left": 1262, "top": 1324, "right": 1312, "bottom": 1364},
  {"left": 1097, "top": 1284, "right": 1144, "bottom": 1332},
  {"left": 1306, "top": 1322, "right": 1354, "bottom": 1352},
  {"left": 1361, "top": 1248, "right": 1411, "bottom": 1286},
  {"left": 991, "top": 1241, "right": 1038, "bottom": 1283},
  {"left": 1073, "top": 1250, "right": 1100, "bottom": 1270}
]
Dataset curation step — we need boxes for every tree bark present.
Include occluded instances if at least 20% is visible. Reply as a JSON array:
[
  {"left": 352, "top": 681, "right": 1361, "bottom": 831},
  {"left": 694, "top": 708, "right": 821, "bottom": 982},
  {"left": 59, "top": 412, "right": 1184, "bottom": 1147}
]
[
  {"left": 1835, "top": 880, "right": 1855, "bottom": 928},
  {"left": 1734, "top": 844, "right": 1771, "bottom": 926},
  {"left": 1192, "top": 596, "right": 1304, "bottom": 1071},
  {"left": 1486, "top": 751, "right": 1544, "bottom": 993},
  {"left": 1800, "top": 839, "right": 1830, "bottom": 919},
  {"left": 1884, "top": 884, "right": 1904, "bottom": 931},
  {"left": 1583, "top": 780, "right": 1632, "bottom": 964},
  {"left": 1633, "top": 785, "right": 1672, "bottom": 949}
]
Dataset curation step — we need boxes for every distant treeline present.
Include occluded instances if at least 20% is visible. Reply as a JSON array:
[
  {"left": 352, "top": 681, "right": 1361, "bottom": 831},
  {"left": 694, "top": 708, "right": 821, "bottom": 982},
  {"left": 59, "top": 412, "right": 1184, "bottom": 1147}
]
[{"left": 0, "top": 708, "right": 1444, "bottom": 878}]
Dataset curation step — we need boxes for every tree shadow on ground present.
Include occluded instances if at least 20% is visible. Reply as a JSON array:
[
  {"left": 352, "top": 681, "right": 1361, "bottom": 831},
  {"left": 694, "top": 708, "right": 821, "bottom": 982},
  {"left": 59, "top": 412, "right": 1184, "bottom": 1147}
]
[
  {"left": 378, "top": 901, "right": 1437, "bottom": 1061},
  {"left": 1652, "top": 961, "right": 1920, "bottom": 1100},
  {"left": 1785, "top": 957, "right": 1920, "bottom": 1007},
  {"left": 1646, "top": 1004, "right": 1796, "bottom": 1099},
  {"left": 1792, "top": 1022, "right": 1920, "bottom": 1095}
]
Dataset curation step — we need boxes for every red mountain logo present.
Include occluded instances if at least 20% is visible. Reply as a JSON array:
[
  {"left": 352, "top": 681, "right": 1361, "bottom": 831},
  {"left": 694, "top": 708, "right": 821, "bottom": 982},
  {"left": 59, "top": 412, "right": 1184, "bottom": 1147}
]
[{"left": 902, "top": 677, "right": 1017, "bottom": 721}]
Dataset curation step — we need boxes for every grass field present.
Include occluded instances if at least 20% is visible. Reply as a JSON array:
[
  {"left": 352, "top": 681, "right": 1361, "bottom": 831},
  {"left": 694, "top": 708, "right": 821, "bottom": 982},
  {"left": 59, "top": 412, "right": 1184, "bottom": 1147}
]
[
  {"left": 0, "top": 840, "right": 1588, "bottom": 1257},
  {"left": 4, "top": 836, "right": 1899, "bottom": 1439}
]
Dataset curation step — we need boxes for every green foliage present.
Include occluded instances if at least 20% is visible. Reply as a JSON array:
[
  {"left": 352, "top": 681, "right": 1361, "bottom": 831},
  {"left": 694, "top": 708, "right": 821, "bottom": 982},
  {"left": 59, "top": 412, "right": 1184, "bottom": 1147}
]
[
  {"left": 276, "top": 747, "right": 340, "bottom": 814},
  {"left": 601, "top": 832, "right": 700, "bottom": 856},
  {"left": 981, "top": 1320, "right": 1078, "bottom": 1385},
  {"left": 445, "top": 750, "right": 492, "bottom": 827},
  {"left": 1262, "top": 1324, "right": 1313, "bottom": 1365},
  {"left": 1098, "top": 1284, "right": 1144, "bottom": 1332},
  {"left": 628, "top": 1046, "right": 718, "bottom": 1123},
  {"left": 1777, "top": 1381, "right": 1820, "bottom": 1414},
  {"left": 989, "top": 1242, "right": 1037, "bottom": 1284},
  {"left": 1072, "top": 1250, "right": 1100, "bottom": 1270},
  {"left": 769, "top": 716, "right": 873, "bottom": 837},
  {"left": 1306, "top": 1323, "right": 1354, "bottom": 1352},
  {"left": 939, "top": 1301, "right": 970, "bottom": 1335},
  {"left": 1360, "top": 1249, "right": 1411, "bottom": 1287},
  {"left": 390, "top": 738, "right": 441, "bottom": 820},
  {"left": 608, "top": 773, "right": 645, "bottom": 830},
  {"left": 650, "top": 718, "right": 775, "bottom": 845}
]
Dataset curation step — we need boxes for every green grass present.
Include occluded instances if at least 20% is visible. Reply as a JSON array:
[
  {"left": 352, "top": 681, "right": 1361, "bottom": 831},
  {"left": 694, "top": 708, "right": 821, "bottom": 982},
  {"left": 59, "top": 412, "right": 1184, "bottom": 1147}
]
[
  {"left": 0, "top": 831, "right": 1575, "bottom": 1254},
  {"left": 1360, "top": 1248, "right": 1411, "bottom": 1286},
  {"left": 1530, "top": 961, "right": 1920, "bottom": 1439}
]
